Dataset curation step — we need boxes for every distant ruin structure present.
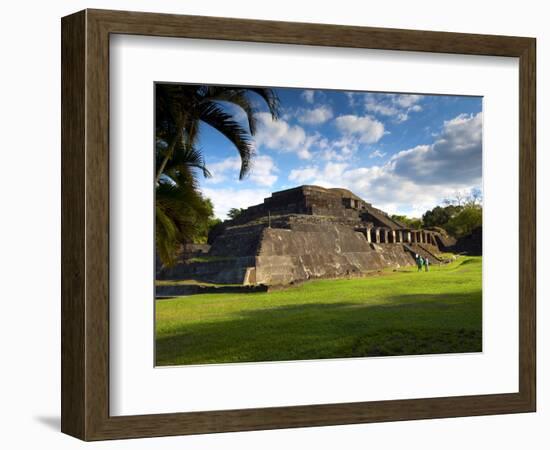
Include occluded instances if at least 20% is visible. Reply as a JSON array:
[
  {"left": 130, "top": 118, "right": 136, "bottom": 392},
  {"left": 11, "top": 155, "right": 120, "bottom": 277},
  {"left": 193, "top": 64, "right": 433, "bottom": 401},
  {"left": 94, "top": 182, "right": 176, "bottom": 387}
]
[{"left": 158, "top": 185, "right": 456, "bottom": 287}]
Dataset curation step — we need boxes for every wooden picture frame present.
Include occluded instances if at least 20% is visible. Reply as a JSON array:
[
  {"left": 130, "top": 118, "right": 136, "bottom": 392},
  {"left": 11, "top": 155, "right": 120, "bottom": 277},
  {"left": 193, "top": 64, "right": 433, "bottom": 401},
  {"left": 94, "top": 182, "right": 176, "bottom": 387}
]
[{"left": 61, "top": 8, "right": 536, "bottom": 441}]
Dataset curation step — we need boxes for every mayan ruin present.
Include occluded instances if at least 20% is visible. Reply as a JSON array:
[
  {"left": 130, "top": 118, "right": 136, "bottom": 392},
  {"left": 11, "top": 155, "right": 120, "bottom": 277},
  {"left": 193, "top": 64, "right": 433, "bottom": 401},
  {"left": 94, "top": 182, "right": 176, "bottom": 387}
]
[
  {"left": 157, "top": 185, "right": 457, "bottom": 289},
  {"left": 151, "top": 84, "right": 484, "bottom": 366}
]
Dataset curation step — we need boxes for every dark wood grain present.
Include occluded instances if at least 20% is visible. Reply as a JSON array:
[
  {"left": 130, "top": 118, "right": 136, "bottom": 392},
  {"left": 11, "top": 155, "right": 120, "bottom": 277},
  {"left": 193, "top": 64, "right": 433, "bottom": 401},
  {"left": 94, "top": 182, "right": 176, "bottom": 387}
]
[
  {"left": 90, "top": 8, "right": 532, "bottom": 56},
  {"left": 518, "top": 38, "right": 536, "bottom": 409},
  {"left": 61, "top": 10, "right": 86, "bottom": 439},
  {"left": 61, "top": 8, "right": 536, "bottom": 441}
]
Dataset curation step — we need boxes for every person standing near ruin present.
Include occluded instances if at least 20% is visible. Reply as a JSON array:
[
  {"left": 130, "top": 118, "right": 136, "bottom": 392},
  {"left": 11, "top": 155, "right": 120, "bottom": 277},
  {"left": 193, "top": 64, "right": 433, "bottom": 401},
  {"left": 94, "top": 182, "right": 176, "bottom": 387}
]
[
  {"left": 417, "top": 255, "right": 423, "bottom": 272},
  {"left": 425, "top": 257, "right": 430, "bottom": 272}
]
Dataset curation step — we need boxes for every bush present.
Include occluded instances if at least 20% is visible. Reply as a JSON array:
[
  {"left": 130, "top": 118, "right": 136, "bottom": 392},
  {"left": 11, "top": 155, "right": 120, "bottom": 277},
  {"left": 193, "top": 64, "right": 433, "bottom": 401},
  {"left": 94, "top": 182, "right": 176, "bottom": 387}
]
[{"left": 444, "top": 206, "right": 482, "bottom": 237}]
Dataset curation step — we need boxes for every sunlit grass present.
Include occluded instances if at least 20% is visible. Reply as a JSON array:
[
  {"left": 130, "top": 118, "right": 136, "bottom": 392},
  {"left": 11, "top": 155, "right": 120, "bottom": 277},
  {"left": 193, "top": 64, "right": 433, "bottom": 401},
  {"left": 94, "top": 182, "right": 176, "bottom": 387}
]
[{"left": 155, "top": 256, "right": 482, "bottom": 366}]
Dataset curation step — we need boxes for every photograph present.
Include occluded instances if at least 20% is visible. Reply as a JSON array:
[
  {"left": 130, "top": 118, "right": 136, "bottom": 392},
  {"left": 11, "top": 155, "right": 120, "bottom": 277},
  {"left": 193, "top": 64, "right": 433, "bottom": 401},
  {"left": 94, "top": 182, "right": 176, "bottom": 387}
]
[{"left": 154, "top": 83, "right": 483, "bottom": 366}]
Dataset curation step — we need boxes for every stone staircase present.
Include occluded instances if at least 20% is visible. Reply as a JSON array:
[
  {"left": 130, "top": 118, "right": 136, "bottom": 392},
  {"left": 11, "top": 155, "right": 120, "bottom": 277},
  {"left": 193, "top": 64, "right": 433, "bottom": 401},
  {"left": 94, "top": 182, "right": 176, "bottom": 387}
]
[
  {"left": 403, "top": 243, "right": 448, "bottom": 264},
  {"left": 362, "top": 206, "right": 405, "bottom": 229}
]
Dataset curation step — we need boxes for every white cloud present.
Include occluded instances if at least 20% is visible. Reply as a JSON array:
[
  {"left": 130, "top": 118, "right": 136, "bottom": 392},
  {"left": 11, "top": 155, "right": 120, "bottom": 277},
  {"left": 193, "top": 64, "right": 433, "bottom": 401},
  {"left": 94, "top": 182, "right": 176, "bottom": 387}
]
[
  {"left": 206, "top": 156, "right": 242, "bottom": 183},
  {"left": 301, "top": 90, "right": 315, "bottom": 104},
  {"left": 286, "top": 112, "right": 482, "bottom": 216},
  {"left": 210, "top": 156, "right": 241, "bottom": 172},
  {"left": 365, "top": 100, "right": 399, "bottom": 117},
  {"left": 363, "top": 93, "right": 424, "bottom": 123},
  {"left": 290, "top": 162, "right": 477, "bottom": 218},
  {"left": 394, "top": 94, "right": 424, "bottom": 108},
  {"left": 391, "top": 112, "right": 482, "bottom": 185},
  {"left": 249, "top": 155, "right": 278, "bottom": 187},
  {"left": 288, "top": 166, "right": 320, "bottom": 183},
  {"left": 201, "top": 187, "right": 270, "bottom": 220},
  {"left": 206, "top": 154, "right": 278, "bottom": 187},
  {"left": 345, "top": 92, "right": 357, "bottom": 107},
  {"left": 334, "top": 114, "right": 385, "bottom": 144},
  {"left": 255, "top": 110, "right": 363, "bottom": 162},
  {"left": 254, "top": 112, "right": 315, "bottom": 160},
  {"left": 320, "top": 149, "right": 348, "bottom": 161},
  {"left": 396, "top": 112, "right": 409, "bottom": 123},
  {"left": 299, "top": 134, "right": 358, "bottom": 162},
  {"left": 369, "top": 149, "right": 387, "bottom": 159},
  {"left": 288, "top": 162, "right": 348, "bottom": 188},
  {"left": 297, "top": 105, "right": 334, "bottom": 125},
  {"left": 295, "top": 135, "right": 317, "bottom": 160},
  {"left": 324, "top": 162, "right": 349, "bottom": 179}
]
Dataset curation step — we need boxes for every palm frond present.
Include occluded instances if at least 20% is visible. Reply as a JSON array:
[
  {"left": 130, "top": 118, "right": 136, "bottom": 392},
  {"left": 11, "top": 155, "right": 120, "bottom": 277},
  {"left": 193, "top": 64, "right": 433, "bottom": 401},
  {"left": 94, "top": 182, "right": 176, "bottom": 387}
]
[
  {"left": 202, "top": 87, "right": 258, "bottom": 134},
  {"left": 155, "top": 174, "right": 213, "bottom": 266},
  {"left": 198, "top": 102, "right": 255, "bottom": 179},
  {"left": 158, "top": 142, "right": 211, "bottom": 179},
  {"left": 154, "top": 83, "right": 282, "bottom": 265},
  {"left": 203, "top": 86, "right": 280, "bottom": 133},
  {"left": 155, "top": 205, "right": 180, "bottom": 266},
  {"left": 247, "top": 87, "right": 281, "bottom": 121}
]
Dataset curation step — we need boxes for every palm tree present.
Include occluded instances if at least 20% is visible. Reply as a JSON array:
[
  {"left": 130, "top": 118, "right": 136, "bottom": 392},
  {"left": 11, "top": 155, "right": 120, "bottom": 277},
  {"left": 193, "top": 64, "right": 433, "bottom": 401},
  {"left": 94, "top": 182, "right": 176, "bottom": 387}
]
[
  {"left": 155, "top": 146, "right": 213, "bottom": 266},
  {"left": 155, "top": 84, "right": 280, "bottom": 266}
]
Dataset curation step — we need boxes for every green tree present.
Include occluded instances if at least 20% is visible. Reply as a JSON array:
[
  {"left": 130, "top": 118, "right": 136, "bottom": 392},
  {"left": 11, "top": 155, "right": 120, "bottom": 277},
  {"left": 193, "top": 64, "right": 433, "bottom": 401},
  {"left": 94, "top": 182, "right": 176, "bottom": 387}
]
[
  {"left": 194, "top": 199, "right": 222, "bottom": 244},
  {"left": 422, "top": 205, "right": 462, "bottom": 228},
  {"left": 391, "top": 214, "right": 423, "bottom": 229},
  {"left": 227, "top": 207, "right": 246, "bottom": 220},
  {"left": 439, "top": 189, "right": 482, "bottom": 238},
  {"left": 156, "top": 168, "right": 212, "bottom": 266},
  {"left": 155, "top": 84, "right": 280, "bottom": 266},
  {"left": 444, "top": 206, "right": 482, "bottom": 238}
]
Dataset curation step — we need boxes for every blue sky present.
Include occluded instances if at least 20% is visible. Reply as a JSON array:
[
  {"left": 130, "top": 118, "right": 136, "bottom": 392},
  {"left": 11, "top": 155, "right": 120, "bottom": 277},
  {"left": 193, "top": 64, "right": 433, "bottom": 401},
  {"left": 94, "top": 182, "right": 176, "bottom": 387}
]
[{"left": 197, "top": 87, "right": 482, "bottom": 219}]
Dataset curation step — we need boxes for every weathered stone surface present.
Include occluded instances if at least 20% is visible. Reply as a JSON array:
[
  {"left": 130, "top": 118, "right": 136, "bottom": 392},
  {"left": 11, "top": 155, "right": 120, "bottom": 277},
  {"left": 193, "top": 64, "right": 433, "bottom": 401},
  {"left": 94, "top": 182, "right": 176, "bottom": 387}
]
[
  {"left": 254, "top": 225, "right": 415, "bottom": 285},
  {"left": 209, "top": 224, "right": 264, "bottom": 257},
  {"left": 228, "top": 185, "right": 404, "bottom": 229},
  {"left": 425, "top": 226, "right": 457, "bottom": 249},
  {"left": 158, "top": 256, "right": 255, "bottom": 284},
  {"left": 158, "top": 185, "right": 451, "bottom": 286}
]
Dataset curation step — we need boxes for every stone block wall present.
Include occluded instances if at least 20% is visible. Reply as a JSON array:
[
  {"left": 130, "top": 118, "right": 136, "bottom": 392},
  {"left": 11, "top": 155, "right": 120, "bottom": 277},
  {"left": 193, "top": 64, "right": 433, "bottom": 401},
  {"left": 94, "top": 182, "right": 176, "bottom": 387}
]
[
  {"left": 160, "top": 185, "right": 455, "bottom": 287},
  {"left": 208, "top": 223, "right": 264, "bottom": 257},
  {"left": 157, "top": 256, "right": 256, "bottom": 284},
  {"left": 253, "top": 224, "right": 415, "bottom": 285},
  {"left": 228, "top": 185, "right": 373, "bottom": 225}
]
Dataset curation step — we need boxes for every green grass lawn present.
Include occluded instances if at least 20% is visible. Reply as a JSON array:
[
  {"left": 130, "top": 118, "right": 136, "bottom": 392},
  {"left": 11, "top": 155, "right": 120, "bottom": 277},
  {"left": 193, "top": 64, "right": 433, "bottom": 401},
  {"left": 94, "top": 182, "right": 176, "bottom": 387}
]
[{"left": 155, "top": 256, "right": 482, "bottom": 366}]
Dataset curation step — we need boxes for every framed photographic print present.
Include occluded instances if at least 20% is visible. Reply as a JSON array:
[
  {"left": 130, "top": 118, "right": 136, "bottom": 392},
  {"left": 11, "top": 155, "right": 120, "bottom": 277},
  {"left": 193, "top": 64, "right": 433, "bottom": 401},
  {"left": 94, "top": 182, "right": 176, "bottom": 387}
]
[{"left": 61, "top": 9, "right": 536, "bottom": 440}]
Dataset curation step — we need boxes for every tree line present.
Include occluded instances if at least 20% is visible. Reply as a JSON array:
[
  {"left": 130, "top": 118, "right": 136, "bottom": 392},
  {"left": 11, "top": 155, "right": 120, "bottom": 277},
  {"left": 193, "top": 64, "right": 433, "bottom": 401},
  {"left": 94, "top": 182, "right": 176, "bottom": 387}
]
[{"left": 391, "top": 191, "right": 482, "bottom": 238}]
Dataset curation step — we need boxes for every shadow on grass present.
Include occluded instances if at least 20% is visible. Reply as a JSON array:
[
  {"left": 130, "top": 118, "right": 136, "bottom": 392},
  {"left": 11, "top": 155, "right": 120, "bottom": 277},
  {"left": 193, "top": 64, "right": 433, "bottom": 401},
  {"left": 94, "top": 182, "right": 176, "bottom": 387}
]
[{"left": 156, "top": 292, "right": 482, "bottom": 366}]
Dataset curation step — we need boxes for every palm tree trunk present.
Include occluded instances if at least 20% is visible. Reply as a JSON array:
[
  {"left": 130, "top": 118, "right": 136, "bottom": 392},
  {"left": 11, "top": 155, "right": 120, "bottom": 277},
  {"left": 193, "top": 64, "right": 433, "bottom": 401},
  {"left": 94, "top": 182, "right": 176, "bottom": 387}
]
[{"left": 155, "top": 122, "right": 183, "bottom": 184}]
